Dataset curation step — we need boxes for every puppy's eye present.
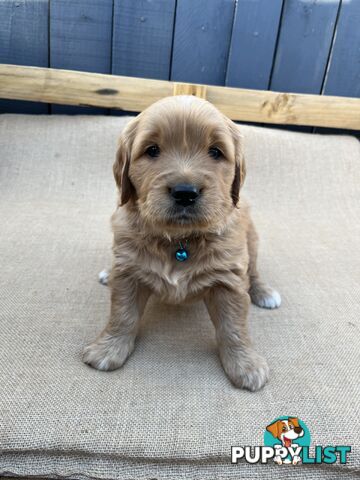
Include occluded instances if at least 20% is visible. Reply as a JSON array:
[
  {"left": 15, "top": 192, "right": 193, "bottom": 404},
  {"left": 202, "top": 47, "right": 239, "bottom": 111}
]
[
  {"left": 208, "top": 147, "right": 223, "bottom": 160},
  {"left": 282, "top": 426, "right": 287, "bottom": 431},
  {"left": 146, "top": 145, "right": 160, "bottom": 158}
]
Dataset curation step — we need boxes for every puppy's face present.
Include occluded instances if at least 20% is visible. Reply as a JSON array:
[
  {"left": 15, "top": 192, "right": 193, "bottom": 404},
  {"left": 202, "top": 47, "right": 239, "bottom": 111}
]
[
  {"left": 266, "top": 418, "right": 304, "bottom": 447},
  {"left": 114, "top": 96, "right": 245, "bottom": 234}
]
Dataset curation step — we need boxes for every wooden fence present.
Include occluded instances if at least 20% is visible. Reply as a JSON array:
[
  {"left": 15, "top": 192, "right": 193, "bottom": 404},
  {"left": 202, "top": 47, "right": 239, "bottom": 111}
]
[{"left": 0, "top": 0, "right": 359, "bottom": 119}]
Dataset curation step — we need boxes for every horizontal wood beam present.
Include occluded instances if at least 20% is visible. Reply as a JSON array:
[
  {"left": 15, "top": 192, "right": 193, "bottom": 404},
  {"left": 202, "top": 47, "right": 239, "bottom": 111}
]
[{"left": 0, "top": 64, "right": 359, "bottom": 129}]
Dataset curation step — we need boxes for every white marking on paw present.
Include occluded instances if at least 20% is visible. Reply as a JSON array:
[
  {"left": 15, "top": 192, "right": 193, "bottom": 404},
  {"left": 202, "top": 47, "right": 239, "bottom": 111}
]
[
  {"left": 257, "top": 289, "right": 281, "bottom": 309},
  {"left": 97, "top": 357, "right": 110, "bottom": 370},
  {"left": 98, "top": 270, "right": 109, "bottom": 285}
]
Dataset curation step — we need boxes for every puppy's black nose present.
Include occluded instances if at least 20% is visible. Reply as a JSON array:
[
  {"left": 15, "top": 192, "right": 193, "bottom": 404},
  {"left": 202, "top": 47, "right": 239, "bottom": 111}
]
[
  {"left": 170, "top": 184, "right": 200, "bottom": 207},
  {"left": 294, "top": 427, "right": 303, "bottom": 434}
]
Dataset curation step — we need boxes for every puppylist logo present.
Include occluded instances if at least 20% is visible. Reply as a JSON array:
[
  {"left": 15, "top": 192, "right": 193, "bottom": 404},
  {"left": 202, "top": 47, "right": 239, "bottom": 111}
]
[{"left": 232, "top": 416, "right": 351, "bottom": 466}]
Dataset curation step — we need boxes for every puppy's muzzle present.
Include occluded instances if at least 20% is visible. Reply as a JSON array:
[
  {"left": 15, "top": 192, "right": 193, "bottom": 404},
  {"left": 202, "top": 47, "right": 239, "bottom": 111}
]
[{"left": 170, "top": 184, "right": 200, "bottom": 207}]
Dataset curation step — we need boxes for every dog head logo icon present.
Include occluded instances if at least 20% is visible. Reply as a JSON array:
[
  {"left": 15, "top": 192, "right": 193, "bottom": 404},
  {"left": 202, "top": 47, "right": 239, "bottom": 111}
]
[
  {"left": 264, "top": 416, "right": 310, "bottom": 465},
  {"left": 266, "top": 417, "right": 304, "bottom": 448}
]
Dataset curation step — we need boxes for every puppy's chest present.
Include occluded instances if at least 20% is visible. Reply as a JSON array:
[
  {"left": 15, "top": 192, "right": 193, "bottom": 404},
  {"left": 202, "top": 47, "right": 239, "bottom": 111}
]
[
  {"left": 132, "top": 242, "right": 247, "bottom": 303},
  {"left": 137, "top": 253, "right": 205, "bottom": 303}
]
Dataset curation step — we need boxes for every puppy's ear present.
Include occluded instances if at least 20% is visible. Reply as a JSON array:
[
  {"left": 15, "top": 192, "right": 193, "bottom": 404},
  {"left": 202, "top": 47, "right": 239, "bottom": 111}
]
[
  {"left": 231, "top": 162, "right": 241, "bottom": 207},
  {"left": 113, "top": 120, "right": 138, "bottom": 205},
  {"left": 227, "top": 118, "right": 246, "bottom": 206},
  {"left": 266, "top": 420, "right": 281, "bottom": 439},
  {"left": 289, "top": 417, "right": 300, "bottom": 428},
  {"left": 113, "top": 144, "right": 136, "bottom": 206}
]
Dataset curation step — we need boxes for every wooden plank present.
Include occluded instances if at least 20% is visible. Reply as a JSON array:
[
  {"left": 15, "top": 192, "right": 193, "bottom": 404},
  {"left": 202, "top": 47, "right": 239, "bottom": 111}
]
[
  {"left": 112, "top": 0, "right": 176, "bottom": 80},
  {"left": 206, "top": 85, "right": 360, "bottom": 130},
  {"left": 173, "top": 83, "right": 207, "bottom": 98},
  {"left": 323, "top": 0, "right": 360, "bottom": 98},
  {"left": 0, "top": 0, "right": 48, "bottom": 113},
  {"left": 171, "top": 0, "right": 235, "bottom": 85},
  {"left": 226, "top": 0, "right": 283, "bottom": 90},
  {"left": 0, "top": 65, "right": 173, "bottom": 111},
  {"left": 1, "top": 65, "right": 360, "bottom": 129},
  {"left": 50, "top": 0, "right": 113, "bottom": 114},
  {"left": 270, "top": 0, "right": 340, "bottom": 94}
]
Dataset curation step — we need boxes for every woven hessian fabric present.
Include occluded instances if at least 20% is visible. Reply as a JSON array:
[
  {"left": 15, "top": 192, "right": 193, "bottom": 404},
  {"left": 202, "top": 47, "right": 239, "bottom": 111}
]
[{"left": 0, "top": 115, "right": 359, "bottom": 479}]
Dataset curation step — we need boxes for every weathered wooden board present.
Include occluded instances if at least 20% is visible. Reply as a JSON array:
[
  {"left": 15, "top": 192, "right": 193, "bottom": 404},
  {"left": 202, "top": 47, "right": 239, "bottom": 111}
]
[
  {"left": 323, "top": 0, "right": 360, "bottom": 98},
  {"left": 112, "top": 0, "right": 176, "bottom": 80},
  {"left": 1, "top": 65, "right": 360, "bottom": 129},
  {"left": 111, "top": 0, "right": 176, "bottom": 116},
  {"left": 0, "top": 0, "right": 48, "bottom": 113},
  {"left": 315, "top": 1, "right": 360, "bottom": 135},
  {"left": 270, "top": 0, "right": 340, "bottom": 94},
  {"left": 226, "top": 0, "right": 283, "bottom": 90},
  {"left": 50, "top": 0, "right": 113, "bottom": 114},
  {"left": 0, "top": 0, "right": 359, "bottom": 127},
  {"left": 171, "top": 0, "right": 235, "bottom": 85}
]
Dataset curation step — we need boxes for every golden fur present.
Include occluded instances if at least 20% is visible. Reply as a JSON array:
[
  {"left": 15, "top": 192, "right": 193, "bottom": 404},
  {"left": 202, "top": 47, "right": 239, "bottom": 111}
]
[{"left": 83, "top": 96, "right": 280, "bottom": 391}]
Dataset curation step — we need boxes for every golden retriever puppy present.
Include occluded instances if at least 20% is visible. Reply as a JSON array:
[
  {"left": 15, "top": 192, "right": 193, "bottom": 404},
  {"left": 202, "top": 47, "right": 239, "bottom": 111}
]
[{"left": 83, "top": 95, "right": 281, "bottom": 391}]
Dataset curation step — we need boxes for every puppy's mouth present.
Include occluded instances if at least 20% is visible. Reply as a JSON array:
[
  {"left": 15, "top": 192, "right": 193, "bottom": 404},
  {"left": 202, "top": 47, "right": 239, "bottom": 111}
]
[
  {"left": 283, "top": 436, "right": 292, "bottom": 448},
  {"left": 167, "top": 205, "right": 201, "bottom": 224}
]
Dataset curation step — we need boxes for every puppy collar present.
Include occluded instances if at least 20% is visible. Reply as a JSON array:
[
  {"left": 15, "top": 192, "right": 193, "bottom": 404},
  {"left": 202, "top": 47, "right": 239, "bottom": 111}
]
[{"left": 175, "top": 240, "right": 189, "bottom": 262}]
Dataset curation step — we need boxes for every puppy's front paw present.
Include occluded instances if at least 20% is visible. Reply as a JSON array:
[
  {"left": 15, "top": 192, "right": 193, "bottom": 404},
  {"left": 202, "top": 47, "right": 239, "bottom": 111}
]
[
  {"left": 250, "top": 281, "right": 281, "bottom": 309},
  {"left": 83, "top": 333, "right": 134, "bottom": 371},
  {"left": 220, "top": 348, "right": 269, "bottom": 391}
]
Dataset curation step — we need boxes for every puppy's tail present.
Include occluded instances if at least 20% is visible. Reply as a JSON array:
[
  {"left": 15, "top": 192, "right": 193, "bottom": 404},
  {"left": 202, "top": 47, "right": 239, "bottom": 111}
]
[{"left": 98, "top": 269, "right": 110, "bottom": 286}]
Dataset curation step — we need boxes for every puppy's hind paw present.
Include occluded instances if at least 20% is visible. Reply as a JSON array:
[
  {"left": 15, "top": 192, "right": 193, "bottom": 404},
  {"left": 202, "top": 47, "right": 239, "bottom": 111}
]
[
  {"left": 98, "top": 269, "right": 109, "bottom": 286},
  {"left": 255, "top": 289, "right": 281, "bottom": 309},
  {"left": 250, "top": 281, "right": 281, "bottom": 309}
]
